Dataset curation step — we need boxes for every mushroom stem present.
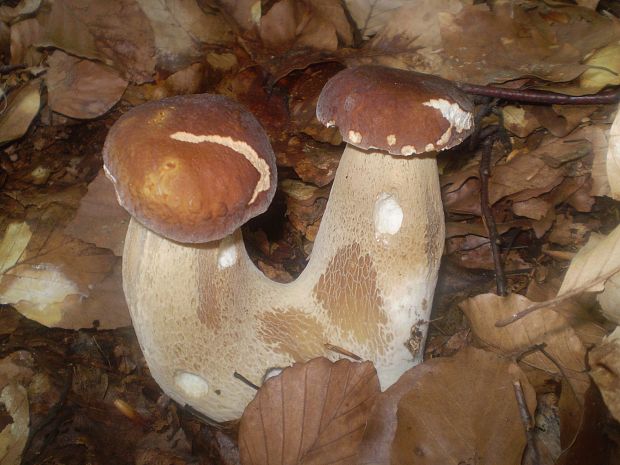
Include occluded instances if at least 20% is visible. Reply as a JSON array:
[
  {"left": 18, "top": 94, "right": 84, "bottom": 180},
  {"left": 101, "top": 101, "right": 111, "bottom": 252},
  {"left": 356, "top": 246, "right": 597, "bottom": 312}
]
[{"left": 123, "top": 143, "right": 445, "bottom": 421}]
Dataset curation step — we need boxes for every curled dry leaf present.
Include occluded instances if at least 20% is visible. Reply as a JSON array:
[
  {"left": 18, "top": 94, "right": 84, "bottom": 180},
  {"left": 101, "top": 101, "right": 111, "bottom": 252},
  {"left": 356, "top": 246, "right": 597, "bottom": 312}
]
[
  {"left": 589, "top": 328, "right": 620, "bottom": 422},
  {"left": 459, "top": 293, "right": 589, "bottom": 396},
  {"left": 46, "top": 50, "right": 128, "bottom": 119},
  {"left": 558, "top": 224, "right": 620, "bottom": 323},
  {"left": 239, "top": 357, "right": 379, "bottom": 465},
  {"left": 607, "top": 104, "right": 620, "bottom": 199},
  {"left": 0, "top": 79, "right": 41, "bottom": 145},
  {"left": 391, "top": 347, "right": 536, "bottom": 465}
]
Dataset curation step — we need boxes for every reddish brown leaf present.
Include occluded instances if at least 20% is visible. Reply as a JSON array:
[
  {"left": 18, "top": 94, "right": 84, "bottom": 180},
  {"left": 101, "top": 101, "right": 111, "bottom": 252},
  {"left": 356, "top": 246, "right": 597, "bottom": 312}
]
[
  {"left": 239, "top": 357, "right": 379, "bottom": 465},
  {"left": 391, "top": 348, "right": 536, "bottom": 465}
]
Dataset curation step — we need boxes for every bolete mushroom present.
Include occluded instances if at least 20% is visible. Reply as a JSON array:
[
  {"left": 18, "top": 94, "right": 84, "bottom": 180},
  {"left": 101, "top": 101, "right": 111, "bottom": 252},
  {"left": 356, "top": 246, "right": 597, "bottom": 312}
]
[{"left": 104, "top": 68, "right": 474, "bottom": 422}]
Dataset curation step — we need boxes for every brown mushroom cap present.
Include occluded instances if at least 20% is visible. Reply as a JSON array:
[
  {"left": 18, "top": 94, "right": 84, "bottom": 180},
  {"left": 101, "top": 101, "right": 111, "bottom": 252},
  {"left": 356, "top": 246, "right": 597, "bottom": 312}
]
[
  {"left": 316, "top": 65, "right": 474, "bottom": 156},
  {"left": 103, "top": 94, "right": 277, "bottom": 243}
]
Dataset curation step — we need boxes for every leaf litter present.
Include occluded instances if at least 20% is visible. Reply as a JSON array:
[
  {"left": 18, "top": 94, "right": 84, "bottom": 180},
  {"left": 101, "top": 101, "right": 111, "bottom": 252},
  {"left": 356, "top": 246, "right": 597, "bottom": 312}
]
[{"left": 1, "top": 0, "right": 620, "bottom": 464}]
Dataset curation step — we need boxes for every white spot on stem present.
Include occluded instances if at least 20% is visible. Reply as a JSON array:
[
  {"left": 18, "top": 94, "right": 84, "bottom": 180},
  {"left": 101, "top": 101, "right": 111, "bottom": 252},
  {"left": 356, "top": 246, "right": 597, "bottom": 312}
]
[
  {"left": 374, "top": 193, "right": 403, "bottom": 237},
  {"left": 175, "top": 372, "right": 209, "bottom": 398},
  {"left": 217, "top": 235, "right": 238, "bottom": 269}
]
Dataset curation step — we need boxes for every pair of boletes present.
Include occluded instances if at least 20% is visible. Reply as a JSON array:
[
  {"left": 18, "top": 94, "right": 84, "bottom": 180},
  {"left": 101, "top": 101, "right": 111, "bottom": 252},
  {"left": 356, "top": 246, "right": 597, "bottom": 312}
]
[{"left": 103, "top": 65, "right": 475, "bottom": 421}]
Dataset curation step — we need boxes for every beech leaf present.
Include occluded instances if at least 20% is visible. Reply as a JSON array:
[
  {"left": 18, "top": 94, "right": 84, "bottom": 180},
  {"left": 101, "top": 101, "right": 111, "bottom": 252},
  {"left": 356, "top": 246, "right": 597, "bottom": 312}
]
[
  {"left": 239, "top": 357, "right": 379, "bottom": 465},
  {"left": 391, "top": 347, "right": 536, "bottom": 465},
  {"left": 0, "top": 80, "right": 41, "bottom": 145}
]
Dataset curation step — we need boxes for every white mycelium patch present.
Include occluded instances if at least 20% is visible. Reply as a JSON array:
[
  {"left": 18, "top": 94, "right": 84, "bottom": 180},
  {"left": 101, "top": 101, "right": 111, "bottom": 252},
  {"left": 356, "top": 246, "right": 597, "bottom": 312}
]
[
  {"left": 170, "top": 132, "right": 271, "bottom": 205},
  {"left": 401, "top": 145, "right": 416, "bottom": 156},
  {"left": 423, "top": 99, "right": 473, "bottom": 134},
  {"left": 217, "top": 235, "right": 238, "bottom": 269},
  {"left": 348, "top": 130, "right": 362, "bottom": 144},
  {"left": 374, "top": 193, "right": 403, "bottom": 237},
  {"left": 175, "top": 372, "right": 209, "bottom": 398}
]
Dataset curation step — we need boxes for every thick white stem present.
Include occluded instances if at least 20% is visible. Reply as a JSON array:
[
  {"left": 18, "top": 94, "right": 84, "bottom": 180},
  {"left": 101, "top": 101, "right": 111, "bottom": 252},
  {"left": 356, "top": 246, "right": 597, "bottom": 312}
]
[{"left": 123, "top": 144, "right": 445, "bottom": 421}]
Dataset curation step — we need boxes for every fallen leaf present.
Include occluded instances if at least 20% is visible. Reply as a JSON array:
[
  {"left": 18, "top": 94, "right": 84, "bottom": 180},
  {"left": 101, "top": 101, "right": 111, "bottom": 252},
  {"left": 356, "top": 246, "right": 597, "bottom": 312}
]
[
  {"left": 64, "top": 170, "right": 130, "bottom": 256},
  {"left": 589, "top": 327, "right": 620, "bottom": 422},
  {"left": 579, "top": 42, "right": 620, "bottom": 93},
  {"left": 344, "top": 0, "right": 411, "bottom": 40},
  {"left": 239, "top": 357, "right": 379, "bottom": 465},
  {"left": 459, "top": 294, "right": 589, "bottom": 395},
  {"left": 558, "top": 223, "right": 620, "bottom": 299},
  {"left": 391, "top": 347, "right": 536, "bottom": 465},
  {"left": 607, "top": 105, "right": 620, "bottom": 199},
  {"left": 9, "top": 17, "right": 43, "bottom": 66},
  {"left": 0, "top": 79, "right": 41, "bottom": 145},
  {"left": 46, "top": 50, "right": 128, "bottom": 119},
  {"left": 0, "top": 383, "right": 29, "bottom": 465},
  {"left": 0, "top": 0, "right": 41, "bottom": 23}
]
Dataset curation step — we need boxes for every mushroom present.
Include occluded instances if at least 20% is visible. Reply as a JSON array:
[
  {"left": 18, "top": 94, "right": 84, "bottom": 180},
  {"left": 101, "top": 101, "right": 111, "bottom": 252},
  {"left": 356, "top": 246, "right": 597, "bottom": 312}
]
[{"left": 105, "top": 68, "right": 474, "bottom": 422}]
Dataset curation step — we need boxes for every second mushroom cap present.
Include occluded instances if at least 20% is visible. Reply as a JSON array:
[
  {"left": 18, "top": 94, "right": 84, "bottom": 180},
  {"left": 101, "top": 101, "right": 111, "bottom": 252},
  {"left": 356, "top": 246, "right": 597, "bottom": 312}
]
[{"left": 316, "top": 65, "right": 475, "bottom": 156}]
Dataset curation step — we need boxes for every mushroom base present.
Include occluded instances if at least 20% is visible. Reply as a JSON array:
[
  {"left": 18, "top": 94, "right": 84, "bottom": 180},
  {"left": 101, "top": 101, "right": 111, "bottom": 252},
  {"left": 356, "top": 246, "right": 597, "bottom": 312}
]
[{"left": 122, "top": 145, "right": 445, "bottom": 421}]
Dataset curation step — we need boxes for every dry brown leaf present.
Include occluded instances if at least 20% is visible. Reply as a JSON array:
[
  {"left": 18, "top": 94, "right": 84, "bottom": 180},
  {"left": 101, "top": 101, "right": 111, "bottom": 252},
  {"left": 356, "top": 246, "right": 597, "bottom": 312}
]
[
  {"left": 607, "top": 105, "right": 620, "bottom": 199},
  {"left": 239, "top": 357, "right": 379, "bottom": 465},
  {"left": 439, "top": 3, "right": 620, "bottom": 86},
  {"left": 0, "top": 0, "right": 41, "bottom": 23},
  {"left": 9, "top": 17, "right": 43, "bottom": 66},
  {"left": 391, "top": 347, "right": 536, "bottom": 465},
  {"left": 0, "top": 383, "right": 29, "bottom": 465},
  {"left": 0, "top": 222, "right": 129, "bottom": 329},
  {"left": 559, "top": 223, "right": 620, "bottom": 295},
  {"left": 0, "top": 79, "right": 41, "bottom": 145},
  {"left": 258, "top": 0, "right": 350, "bottom": 52},
  {"left": 589, "top": 328, "right": 620, "bottom": 422},
  {"left": 459, "top": 294, "right": 589, "bottom": 395},
  {"left": 46, "top": 50, "right": 127, "bottom": 119},
  {"left": 344, "top": 0, "right": 411, "bottom": 40},
  {"left": 64, "top": 170, "right": 130, "bottom": 256},
  {"left": 134, "top": 0, "right": 232, "bottom": 71},
  {"left": 362, "top": 0, "right": 467, "bottom": 72},
  {"left": 502, "top": 105, "right": 541, "bottom": 138}
]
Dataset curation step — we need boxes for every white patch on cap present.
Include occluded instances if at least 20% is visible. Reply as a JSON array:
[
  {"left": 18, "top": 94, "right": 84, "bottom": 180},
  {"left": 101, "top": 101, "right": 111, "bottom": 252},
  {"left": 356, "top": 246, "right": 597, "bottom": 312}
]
[
  {"left": 326, "top": 120, "right": 336, "bottom": 128},
  {"left": 374, "top": 193, "right": 403, "bottom": 237},
  {"left": 348, "top": 130, "right": 362, "bottom": 144},
  {"left": 435, "top": 126, "right": 452, "bottom": 147},
  {"left": 217, "top": 235, "right": 237, "bottom": 269},
  {"left": 387, "top": 134, "right": 396, "bottom": 146},
  {"left": 170, "top": 132, "right": 271, "bottom": 205},
  {"left": 174, "top": 372, "right": 209, "bottom": 398},
  {"left": 423, "top": 99, "right": 473, "bottom": 133},
  {"left": 401, "top": 145, "right": 416, "bottom": 156},
  {"left": 425, "top": 143, "right": 435, "bottom": 152}
]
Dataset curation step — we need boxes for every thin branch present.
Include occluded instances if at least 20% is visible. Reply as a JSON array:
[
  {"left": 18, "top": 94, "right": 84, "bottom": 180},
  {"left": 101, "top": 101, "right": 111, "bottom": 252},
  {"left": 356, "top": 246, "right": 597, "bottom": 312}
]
[
  {"left": 480, "top": 135, "right": 507, "bottom": 296},
  {"left": 495, "top": 265, "right": 620, "bottom": 327},
  {"left": 457, "top": 82, "right": 620, "bottom": 105},
  {"left": 513, "top": 379, "right": 539, "bottom": 465}
]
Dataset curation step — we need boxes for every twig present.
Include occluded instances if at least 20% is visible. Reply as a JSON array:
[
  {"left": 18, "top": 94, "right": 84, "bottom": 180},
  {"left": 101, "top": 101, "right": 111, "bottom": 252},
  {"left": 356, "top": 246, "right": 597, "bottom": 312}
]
[
  {"left": 513, "top": 379, "right": 539, "bottom": 465},
  {"left": 480, "top": 135, "right": 507, "bottom": 296},
  {"left": 233, "top": 371, "right": 259, "bottom": 390},
  {"left": 324, "top": 342, "right": 362, "bottom": 360},
  {"left": 457, "top": 82, "right": 620, "bottom": 105},
  {"left": 495, "top": 265, "right": 620, "bottom": 327}
]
